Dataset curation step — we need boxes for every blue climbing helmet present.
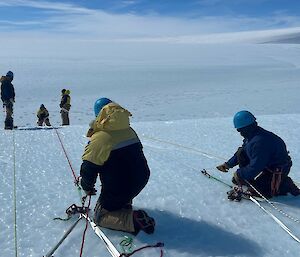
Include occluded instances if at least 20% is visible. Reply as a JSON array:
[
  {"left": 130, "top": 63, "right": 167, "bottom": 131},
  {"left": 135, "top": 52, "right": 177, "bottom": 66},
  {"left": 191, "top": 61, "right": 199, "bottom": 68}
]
[
  {"left": 6, "top": 71, "right": 14, "bottom": 80},
  {"left": 94, "top": 98, "right": 112, "bottom": 117},
  {"left": 233, "top": 110, "right": 256, "bottom": 129}
]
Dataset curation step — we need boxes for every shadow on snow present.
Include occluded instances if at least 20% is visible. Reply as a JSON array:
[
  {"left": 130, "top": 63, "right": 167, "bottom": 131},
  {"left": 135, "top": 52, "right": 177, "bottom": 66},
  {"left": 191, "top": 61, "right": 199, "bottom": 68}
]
[{"left": 141, "top": 209, "right": 263, "bottom": 257}]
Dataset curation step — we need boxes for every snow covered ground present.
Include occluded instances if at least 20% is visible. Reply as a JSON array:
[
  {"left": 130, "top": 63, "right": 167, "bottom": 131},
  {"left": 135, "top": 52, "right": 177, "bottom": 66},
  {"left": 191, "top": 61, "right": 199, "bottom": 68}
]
[
  {"left": 1, "top": 43, "right": 300, "bottom": 257},
  {"left": 5, "top": 43, "right": 300, "bottom": 126}
]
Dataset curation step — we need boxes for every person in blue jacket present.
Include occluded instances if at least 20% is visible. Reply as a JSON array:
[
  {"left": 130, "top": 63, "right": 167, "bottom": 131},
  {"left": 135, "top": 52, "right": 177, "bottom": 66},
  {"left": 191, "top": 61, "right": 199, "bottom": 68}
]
[{"left": 217, "top": 110, "right": 300, "bottom": 198}]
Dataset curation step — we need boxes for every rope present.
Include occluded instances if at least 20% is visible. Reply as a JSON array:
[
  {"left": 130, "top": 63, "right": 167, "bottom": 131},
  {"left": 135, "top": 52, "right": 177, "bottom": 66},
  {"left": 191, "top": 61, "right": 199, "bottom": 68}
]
[
  {"left": 142, "top": 135, "right": 300, "bottom": 187},
  {"left": 202, "top": 169, "right": 300, "bottom": 224},
  {"left": 13, "top": 130, "right": 18, "bottom": 257},
  {"left": 142, "top": 135, "right": 226, "bottom": 161},
  {"left": 54, "top": 128, "right": 83, "bottom": 201},
  {"left": 246, "top": 181, "right": 300, "bottom": 223},
  {"left": 54, "top": 128, "right": 92, "bottom": 256},
  {"left": 79, "top": 195, "right": 91, "bottom": 257},
  {"left": 54, "top": 128, "right": 78, "bottom": 181},
  {"left": 119, "top": 236, "right": 133, "bottom": 254}
]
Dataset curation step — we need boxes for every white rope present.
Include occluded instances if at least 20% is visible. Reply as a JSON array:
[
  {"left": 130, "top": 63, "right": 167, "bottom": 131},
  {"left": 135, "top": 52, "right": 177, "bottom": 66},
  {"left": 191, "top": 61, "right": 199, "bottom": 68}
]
[
  {"left": 142, "top": 135, "right": 300, "bottom": 186},
  {"left": 141, "top": 134, "right": 226, "bottom": 161},
  {"left": 81, "top": 214, "right": 120, "bottom": 257},
  {"left": 246, "top": 181, "right": 300, "bottom": 224},
  {"left": 249, "top": 196, "right": 300, "bottom": 243}
]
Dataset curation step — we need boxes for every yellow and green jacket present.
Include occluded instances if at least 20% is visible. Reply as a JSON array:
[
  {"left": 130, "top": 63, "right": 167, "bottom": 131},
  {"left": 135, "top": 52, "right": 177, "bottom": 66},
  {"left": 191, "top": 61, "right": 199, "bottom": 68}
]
[
  {"left": 82, "top": 103, "right": 139, "bottom": 165},
  {"left": 60, "top": 90, "right": 71, "bottom": 111},
  {"left": 37, "top": 108, "right": 49, "bottom": 119},
  {"left": 80, "top": 103, "right": 150, "bottom": 211}
]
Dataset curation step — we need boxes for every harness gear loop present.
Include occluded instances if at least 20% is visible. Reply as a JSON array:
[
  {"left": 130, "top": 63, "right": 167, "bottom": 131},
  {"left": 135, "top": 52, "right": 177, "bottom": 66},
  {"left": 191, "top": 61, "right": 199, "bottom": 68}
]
[{"left": 271, "top": 170, "right": 282, "bottom": 196}]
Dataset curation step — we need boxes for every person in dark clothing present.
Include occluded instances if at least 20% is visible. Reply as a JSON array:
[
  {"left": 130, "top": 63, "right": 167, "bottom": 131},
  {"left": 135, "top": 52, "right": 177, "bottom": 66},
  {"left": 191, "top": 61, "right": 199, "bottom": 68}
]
[
  {"left": 59, "top": 89, "right": 71, "bottom": 125},
  {"left": 79, "top": 98, "right": 155, "bottom": 235},
  {"left": 1, "top": 71, "right": 15, "bottom": 129},
  {"left": 217, "top": 110, "right": 300, "bottom": 198},
  {"left": 37, "top": 104, "right": 51, "bottom": 126}
]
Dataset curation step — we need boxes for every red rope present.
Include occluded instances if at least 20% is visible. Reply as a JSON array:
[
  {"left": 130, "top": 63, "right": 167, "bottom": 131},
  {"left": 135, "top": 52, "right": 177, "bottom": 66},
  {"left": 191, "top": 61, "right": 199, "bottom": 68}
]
[
  {"left": 79, "top": 195, "right": 91, "bottom": 257},
  {"left": 119, "top": 242, "right": 164, "bottom": 257},
  {"left": 54, "top": 128, "right": 92, "bottom": 256},
  {"left": 54, "top": 128, "right": 78, "bottom": 181}
]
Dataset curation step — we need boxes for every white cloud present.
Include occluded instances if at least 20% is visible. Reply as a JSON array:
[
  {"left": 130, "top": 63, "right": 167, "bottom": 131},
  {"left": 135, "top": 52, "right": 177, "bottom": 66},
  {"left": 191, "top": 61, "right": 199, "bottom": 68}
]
[
  {"left": 0, "top": 0, "right": 300, "bottom": 44},
  {"left": 0, "top": 0, "right": 95, "bottom": 14},
  {"left": 0, "top": 19, "right": 42, "bottom": 26}
]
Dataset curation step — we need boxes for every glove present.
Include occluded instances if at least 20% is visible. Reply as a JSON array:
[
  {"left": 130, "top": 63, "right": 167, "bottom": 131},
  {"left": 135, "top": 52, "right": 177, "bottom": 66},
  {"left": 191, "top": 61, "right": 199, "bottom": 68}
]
[
  {"left": 232, "top": 171, "right": 244, "bottom": 185},
  {"left": 216, "top": 162, "right": 229, "bottom": 172},
  {"left": 77, "top": 176, "right": 97, "bottom": 196}
]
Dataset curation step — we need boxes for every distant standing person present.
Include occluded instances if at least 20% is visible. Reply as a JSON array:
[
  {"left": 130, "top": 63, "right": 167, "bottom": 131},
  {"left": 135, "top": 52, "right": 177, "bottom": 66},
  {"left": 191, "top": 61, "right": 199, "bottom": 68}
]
[
  {"left": 59, "top": 89, "right": 71, "bottom": 125},
  {"left": 37, "top": 104, "right": 51, "bottom": 126},
  {"left": 1, "top": 71, "right": 15, "bottom": 129}
]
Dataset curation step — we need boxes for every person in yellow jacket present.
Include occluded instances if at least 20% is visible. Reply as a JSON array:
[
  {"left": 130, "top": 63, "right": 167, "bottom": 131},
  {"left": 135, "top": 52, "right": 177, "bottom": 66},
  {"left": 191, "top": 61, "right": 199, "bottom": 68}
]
[
  {"left": 79, "top": 98, "right": 155, "bottom": 235},
  {"left": 37, "top": 104, "right": 51, "bottom": 126},
  {"left": 59, "top": 89, "right": 71, "bottom": 125}
]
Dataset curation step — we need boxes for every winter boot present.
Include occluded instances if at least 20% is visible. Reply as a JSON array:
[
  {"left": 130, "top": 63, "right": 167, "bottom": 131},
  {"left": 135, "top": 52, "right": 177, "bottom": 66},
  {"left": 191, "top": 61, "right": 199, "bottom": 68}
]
[
  {"left": 4, "top": 117, "right": 13, "bottom": 130},
  {"left": 227, "top": 187, "right": 243, "bottom": 201},
  {"left": 280, "top": 177, "right": 300, "bottom": 196},
  {"left": 133, "top": 210, "right": 155, "bottom": 235}
]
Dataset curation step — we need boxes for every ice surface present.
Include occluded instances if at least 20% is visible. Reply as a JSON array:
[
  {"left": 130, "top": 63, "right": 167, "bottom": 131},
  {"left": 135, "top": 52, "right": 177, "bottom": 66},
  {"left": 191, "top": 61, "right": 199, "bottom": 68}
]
[{"left": 0, "top": 43, "right": 300, "bottom": 256}]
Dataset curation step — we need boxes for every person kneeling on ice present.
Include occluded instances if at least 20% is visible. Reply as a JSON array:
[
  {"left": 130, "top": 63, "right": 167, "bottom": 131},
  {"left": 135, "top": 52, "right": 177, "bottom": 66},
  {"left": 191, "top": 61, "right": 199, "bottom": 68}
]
[
  {"left": 216, "top": 110, "right": 300, "bottom": 198},
  {"left": 37, "top": 104, "right": 51, "bottom": 126},
  {"left": 79, "top": 97, "right": 155, "bottom": 235}
]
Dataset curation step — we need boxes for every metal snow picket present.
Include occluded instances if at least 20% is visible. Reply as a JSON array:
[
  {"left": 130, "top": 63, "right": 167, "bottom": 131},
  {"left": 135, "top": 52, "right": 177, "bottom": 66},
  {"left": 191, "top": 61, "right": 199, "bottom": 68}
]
[{"left": 43, "top": 216, "right": 83, "bottom": 257}]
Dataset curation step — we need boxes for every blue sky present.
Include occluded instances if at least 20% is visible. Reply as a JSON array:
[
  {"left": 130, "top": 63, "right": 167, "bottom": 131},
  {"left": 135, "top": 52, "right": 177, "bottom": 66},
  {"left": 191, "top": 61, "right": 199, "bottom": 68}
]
[
  {"left": 77, "top": 0, "right": 300, "bottom": 17},
  {"left": 0, "top": 0, "right": 300, "bottom": 41}
]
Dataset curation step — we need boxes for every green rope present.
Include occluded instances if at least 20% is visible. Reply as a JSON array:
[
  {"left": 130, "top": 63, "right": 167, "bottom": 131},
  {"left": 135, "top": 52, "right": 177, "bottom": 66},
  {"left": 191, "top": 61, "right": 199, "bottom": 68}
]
[
  {"left": 53, "top": 216, "right": 72, "bottom": 221},
  {"left": 13, "top": 130, "right": 18, "bottom": 257},
  {"left": 119, "top": 236, "right": 134, "bottom": 253},
  {"left": 201, "top": 169, "right": 232, "bottom": 188}
]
